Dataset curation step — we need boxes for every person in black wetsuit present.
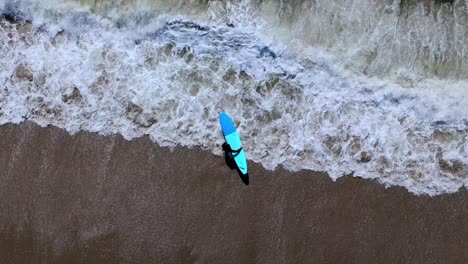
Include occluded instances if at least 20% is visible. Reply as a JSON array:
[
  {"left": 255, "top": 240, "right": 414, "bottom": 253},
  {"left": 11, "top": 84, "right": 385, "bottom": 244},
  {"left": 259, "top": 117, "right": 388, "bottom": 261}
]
[
  {"left": 222, "top": 142, "right": 242, "bottom": 170},
  {"left": 222, "top": 142, "right": 249, "bottom": 185}
]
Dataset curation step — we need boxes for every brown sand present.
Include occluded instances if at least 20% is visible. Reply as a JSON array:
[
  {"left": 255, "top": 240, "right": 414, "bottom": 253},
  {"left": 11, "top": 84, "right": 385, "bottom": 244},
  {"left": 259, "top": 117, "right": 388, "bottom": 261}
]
[{"left": 0, "top": 122, "right": 467, "bottom": 264}]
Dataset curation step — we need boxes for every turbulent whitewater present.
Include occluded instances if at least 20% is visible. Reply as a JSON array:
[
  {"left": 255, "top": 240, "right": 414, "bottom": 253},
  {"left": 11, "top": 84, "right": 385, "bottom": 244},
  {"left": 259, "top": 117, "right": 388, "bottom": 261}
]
[{"left": 0, "top": 0, "right": 467, "bottom": 195}]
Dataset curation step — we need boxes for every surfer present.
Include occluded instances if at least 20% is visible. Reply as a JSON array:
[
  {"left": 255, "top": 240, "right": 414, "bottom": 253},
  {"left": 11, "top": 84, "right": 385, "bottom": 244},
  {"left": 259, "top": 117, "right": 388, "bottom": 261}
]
[
  {"left": 222, "top": 142, "right": 242, "bottom": 170},
  {"left": 219, "top": 112, "right": 248, "bottom": 184},
  {"left": 222, "top": 142, "right": 249, "bottom": 185}
]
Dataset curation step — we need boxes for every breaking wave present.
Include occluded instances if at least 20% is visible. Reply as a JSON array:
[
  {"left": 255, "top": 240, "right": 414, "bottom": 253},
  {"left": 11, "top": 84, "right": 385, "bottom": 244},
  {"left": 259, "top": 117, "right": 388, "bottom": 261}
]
[{"left": 0, "top": 0, "right": 467, "bottom": 195}]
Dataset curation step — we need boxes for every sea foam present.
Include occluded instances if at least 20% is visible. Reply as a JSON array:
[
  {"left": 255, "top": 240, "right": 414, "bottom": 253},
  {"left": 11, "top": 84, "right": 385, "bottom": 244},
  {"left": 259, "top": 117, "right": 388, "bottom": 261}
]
[{"left": 0, "top": 0, "right": 467, "bottom": 195}]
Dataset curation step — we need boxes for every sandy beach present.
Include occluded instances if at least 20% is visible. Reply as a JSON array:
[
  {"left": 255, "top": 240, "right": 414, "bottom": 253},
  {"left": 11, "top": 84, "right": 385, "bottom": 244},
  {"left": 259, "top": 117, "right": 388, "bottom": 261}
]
[{"left": 0, "top": 122, "right": 467, "bottom": 263}]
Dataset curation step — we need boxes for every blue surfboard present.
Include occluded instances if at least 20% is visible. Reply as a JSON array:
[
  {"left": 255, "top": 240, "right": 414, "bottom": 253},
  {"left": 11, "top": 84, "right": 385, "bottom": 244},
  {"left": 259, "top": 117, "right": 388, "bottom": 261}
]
[{"left": 219, "top": 112, "right": 248, "bottom": 175}]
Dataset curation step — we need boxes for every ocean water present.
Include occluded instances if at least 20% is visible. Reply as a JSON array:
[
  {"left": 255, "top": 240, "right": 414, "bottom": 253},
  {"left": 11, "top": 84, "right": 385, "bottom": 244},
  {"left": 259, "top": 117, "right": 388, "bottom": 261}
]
[{"left": 0, "top": 0, "right": 467, "bottom": 195}]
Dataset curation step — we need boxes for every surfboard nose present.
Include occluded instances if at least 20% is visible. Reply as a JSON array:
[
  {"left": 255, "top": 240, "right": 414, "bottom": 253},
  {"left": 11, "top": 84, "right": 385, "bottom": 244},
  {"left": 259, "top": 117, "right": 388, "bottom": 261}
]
[{"left": 219, "top": 112, "right": 236, "bottom": 135}]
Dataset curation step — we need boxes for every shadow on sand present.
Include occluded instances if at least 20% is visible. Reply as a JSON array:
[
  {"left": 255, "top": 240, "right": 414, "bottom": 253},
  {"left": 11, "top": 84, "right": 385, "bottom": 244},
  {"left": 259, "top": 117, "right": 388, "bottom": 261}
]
[{"left": 224, "top": 155, "right": 249, "bottom": 185}]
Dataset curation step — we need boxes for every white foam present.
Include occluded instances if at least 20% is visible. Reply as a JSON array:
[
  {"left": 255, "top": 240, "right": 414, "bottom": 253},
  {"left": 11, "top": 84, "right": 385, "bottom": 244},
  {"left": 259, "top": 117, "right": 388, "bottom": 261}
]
[{"left": 0, "top": 0, "right": 467, "bottom": 195}]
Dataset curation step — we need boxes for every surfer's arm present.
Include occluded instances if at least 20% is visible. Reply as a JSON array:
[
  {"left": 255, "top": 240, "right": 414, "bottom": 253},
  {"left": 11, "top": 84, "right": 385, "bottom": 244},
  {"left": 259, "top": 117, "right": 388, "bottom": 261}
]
[
  {"left": 223, "top": 142, "right": 241, "bottom": 153},
  {"left": 231, "top": 147, "right": 242, "bottom": 153}
]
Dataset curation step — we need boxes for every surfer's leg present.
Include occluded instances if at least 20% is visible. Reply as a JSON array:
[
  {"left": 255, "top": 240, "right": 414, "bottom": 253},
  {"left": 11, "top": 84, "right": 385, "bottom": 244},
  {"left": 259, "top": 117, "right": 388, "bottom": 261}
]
[
  {"left": 222, "top": 143, "right": 236, "bottom": 169},
  {"left": 226, "top": 153, "right": 236, "bottom": 169}
]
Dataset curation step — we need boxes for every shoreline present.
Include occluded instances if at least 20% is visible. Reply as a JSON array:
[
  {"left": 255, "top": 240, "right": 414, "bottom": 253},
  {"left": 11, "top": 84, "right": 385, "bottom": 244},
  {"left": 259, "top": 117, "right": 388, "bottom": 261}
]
[{"left": 0, "top": 122, "right": 467, "bottom": 263}]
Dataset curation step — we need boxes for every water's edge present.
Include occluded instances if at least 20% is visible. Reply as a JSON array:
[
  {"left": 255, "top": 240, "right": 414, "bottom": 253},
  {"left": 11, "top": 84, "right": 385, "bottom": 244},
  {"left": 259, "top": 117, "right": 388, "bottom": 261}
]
[{"left": 1, "top": 1, "right": 467, "bottom": 195}]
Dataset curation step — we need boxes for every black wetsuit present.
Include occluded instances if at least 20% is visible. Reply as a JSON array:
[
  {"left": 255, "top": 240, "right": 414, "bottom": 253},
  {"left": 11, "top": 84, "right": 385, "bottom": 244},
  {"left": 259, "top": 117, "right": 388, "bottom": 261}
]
[{"left": 222, "top": 142, "right": 242, "bottom": 169}]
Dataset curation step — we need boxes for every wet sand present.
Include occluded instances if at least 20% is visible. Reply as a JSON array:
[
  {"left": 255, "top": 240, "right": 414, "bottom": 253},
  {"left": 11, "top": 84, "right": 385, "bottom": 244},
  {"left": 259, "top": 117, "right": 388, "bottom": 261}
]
[{"left": 0, "top": 122, "right": 467, "bottom": 264}]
